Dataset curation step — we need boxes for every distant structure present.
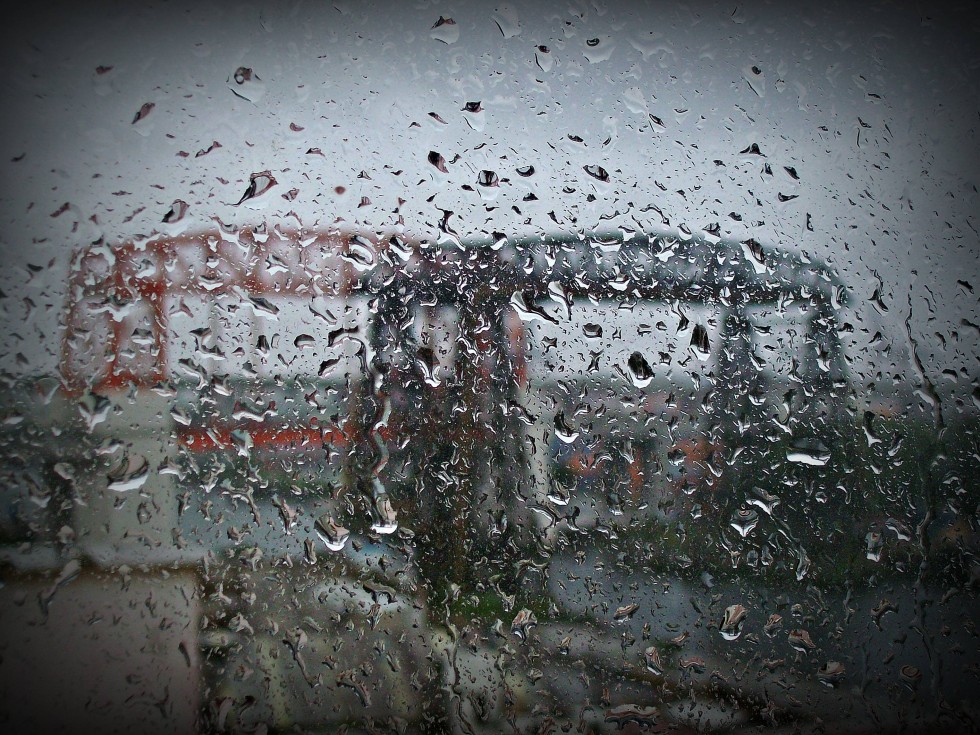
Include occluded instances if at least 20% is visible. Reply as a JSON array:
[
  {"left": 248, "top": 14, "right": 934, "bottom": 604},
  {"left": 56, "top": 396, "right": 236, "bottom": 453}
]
[
  {"left": 55, "top": 225, "right": 849, "bottom": 566},
  {"left": 63, "top": 226, "right": 848, "bottom": 398}
]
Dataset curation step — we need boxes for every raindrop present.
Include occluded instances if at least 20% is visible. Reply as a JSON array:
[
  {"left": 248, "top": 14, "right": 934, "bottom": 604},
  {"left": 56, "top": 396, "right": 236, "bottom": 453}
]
[
  {"left": 227, "top": 67, "right": 266, "bottom": 102},
  {"left": 644, "top": 646, "right": 664, "bottom": 675},
  {"left": 740, "top": 238, "right": 766, "bottom": 273},
  {"left": 510, "top": 290, "right": 558, "bottom": 324},
  {"left": 627, "top": 351, "right": 654, "bottom": 388},
  {"left": 547, "top": 280, "right": 572, "bottom": 319},
  {"left": 547, "top": 475, "right": 572, "bottom": 506},
  {"left": 865, "top": 530, "right": 883, "bottom": 561},
  {"left": 162, "top": 199, "right": 188, "bottom": 223},
  {"left": 235, "top": 172, "right": 277, "bottom": 205},
  {"left": 554, "top": 412, "right": 579, "bottom": 444},
  {"left": 900, "top": 665, "right": 922, "bottom": 684},
  {"left": 428, "top": 150, "right": 448, "bottom": 173},
  {"left": 491, "top": 5, "right": 521, "bottom": 38},
  {"left": 535, "top": 45, "right": 553, "bottom": 72},
  {"left": 678, "top": 656, "right": 705, "bottom": 673},
  {"left": 719, "top": 604, "right": 748, "bottom": 640},
  {"left": 78, "top": 393, "right": 111, "bottom": 431},
  {"left": 885, "top": 517, "right": 912, "bottom": 542},
  {"left": 315, "top": 515, "right": 350, "bottom": 551},
  {"left": 415, "top": 346, "right": 440, "bottom": 387},
  {"left": 863, "top": 410, "right": 882, "bottom": 446},
  {"left": 371, "top": 495, "right": 398, "bottom": 534},
  {"left": 739, "top": 143, "right": 764, "bottom": 155},
  {"left": 341, "top": 237, "right": 377, "bottom": 272},
  {"left": 583, "top": 164, "right": 610, "bottom": 182},
  {"left": 511, "top": 608, "right": 537, "bottom": 641},
  {"left": 872, "top": 599, "right": 897, "bottom": 629},
  {"left": 430, "top": 16, "right": 459, "bottom": 44},
  {"left": 476, "top": 170, "right": 499, "bottom": 188},
  {"left": 604, "top": 706, "right": 660, "bottom": 728},
  {"left": 788, "top": 629, "right": 816, "bottom": 652},
  {"left": 764, "top": 614, "right": 783, "bottom": 636},
  {"left": 462, "top": 102, "right": 485, "bottom": 131},
  {"left": 106, "top": 453, "right": 149, "bottom": 492},
  {"left": 614, "top": 603, "right": 639, "bottom": 621},
  {"left": 786, "top": 441, "right": 830, "bottom": 466},
  {"left": 817, "top": 661, "right": 845, "bottom": 687},
  {"left": 195, "top": 141, "right": 221, "bottom": 157},
  {"left": 247, "top": 295, "right": 280, "bottom": 318},
  {"left": 131, "top": 102, "right": 154, "bottom": 124},
  {"left": 730, "top": 508, "right": 759, "bottom": 537},
  {"left": 690, "top": 324, "right": 710, "bottom": 359}
]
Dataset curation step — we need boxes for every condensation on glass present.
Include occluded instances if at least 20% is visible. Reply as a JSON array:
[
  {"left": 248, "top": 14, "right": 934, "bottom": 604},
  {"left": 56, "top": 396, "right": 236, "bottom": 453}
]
[{"left": 0, "top": 2, "right": 977, "bottom": 734}]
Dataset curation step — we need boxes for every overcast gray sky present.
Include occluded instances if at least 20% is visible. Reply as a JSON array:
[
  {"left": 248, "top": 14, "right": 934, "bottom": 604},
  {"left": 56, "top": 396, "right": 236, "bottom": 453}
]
[{"left": 0, "top": 0, "right": 977, "bottom": 410}]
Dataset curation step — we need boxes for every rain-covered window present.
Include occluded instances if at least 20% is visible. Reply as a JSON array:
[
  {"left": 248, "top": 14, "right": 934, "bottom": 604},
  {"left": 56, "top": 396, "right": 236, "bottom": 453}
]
[{"left": 1, "top": 2, "right": 977, "bottom": 733}]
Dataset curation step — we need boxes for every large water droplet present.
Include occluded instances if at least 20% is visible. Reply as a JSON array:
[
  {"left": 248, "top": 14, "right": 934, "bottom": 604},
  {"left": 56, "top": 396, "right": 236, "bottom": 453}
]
[
  {"left": 786, "top": 441, "right": 830, "bottom": 466},
  {"left": 430, "top": 16, "right": 459, "bottom": 44},
  {"left": 730, "top": 508, "right": 759, "bottom": 537},
  {"left": 719, "top": 604, "right": 748, "bottom": 640},
  {"left": 627, "top": 351, "right": 654, "bottom": 387},
  {"left": 228, "top": 66, "right": 266, "bottom": 102},
  {"left": 690, "top": 324, "right": 710, "bottom": 359},
  {"left": 554, "top": 412, "right": 579, "bottom": 444},
  {"left": 491, "top": 5, "right": 521, "bottom": 38},
  {"left": 644, "top": 646, "right": 663, "bottom": 675},
  {"left": 511, "top": 608, "right": 537, "bottom": 641},
  {"left": 315, "top": 515, "right": 350, "bottom": 551},
  {"left": 106, "top": 453, "right": 149, "bottom": 492}
]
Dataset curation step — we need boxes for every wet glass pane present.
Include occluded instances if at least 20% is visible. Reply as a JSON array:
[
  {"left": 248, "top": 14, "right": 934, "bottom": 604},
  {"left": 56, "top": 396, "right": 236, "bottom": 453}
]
[{"left": 1, "top": 2, "right": 978, "bottom": 733}]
